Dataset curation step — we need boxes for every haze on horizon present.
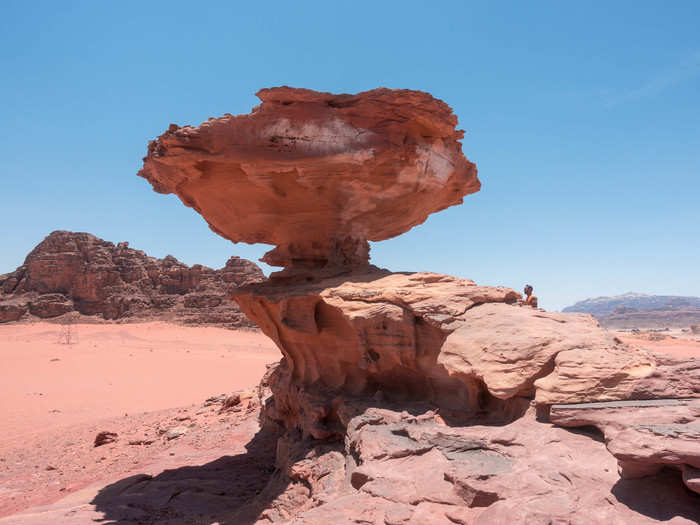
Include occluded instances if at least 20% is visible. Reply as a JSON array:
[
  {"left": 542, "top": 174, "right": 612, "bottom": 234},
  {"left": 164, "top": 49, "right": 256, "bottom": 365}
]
[{"left": 1, "top": 1, "right": 698, "bottom": 311}]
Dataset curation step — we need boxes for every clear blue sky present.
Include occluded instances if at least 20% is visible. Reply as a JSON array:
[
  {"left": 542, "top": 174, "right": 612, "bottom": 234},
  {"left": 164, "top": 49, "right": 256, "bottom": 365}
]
[{"left": 1, "top": 1, "right": 699, "bottom": 310}]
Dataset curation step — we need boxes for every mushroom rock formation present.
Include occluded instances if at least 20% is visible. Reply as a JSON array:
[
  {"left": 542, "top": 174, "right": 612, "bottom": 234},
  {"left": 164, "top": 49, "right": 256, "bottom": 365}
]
[
  {"left": 139, "top": 86, "right": 479, "bottom": 276},
  {"left": 140, "top": 88, "right": 700, "bottom": 523}
]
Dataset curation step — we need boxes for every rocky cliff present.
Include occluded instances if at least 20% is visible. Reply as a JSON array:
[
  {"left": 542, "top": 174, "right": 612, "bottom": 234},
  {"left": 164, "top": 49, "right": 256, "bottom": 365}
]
[
  {"left": 0, "top": 230, "right": 264, "bottom": 327},
  {"left": 138, "top": 87, "right": 700, "bottom": 523}
]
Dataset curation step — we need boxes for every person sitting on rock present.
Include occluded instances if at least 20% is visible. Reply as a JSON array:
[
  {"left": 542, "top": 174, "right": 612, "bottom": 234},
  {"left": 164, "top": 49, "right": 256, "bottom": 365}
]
[{"left": 522, "top": 284, "right": 538, "bottom": 308}]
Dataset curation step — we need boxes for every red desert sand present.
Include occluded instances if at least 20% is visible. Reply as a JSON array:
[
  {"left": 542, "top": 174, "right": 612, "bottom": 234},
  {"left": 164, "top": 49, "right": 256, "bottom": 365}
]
[
  {"left": 0, "top": 322, "right": 278, "bottom": 517},
  {"left": 615, "top": 331, "right": 700, "bottom": 359}
]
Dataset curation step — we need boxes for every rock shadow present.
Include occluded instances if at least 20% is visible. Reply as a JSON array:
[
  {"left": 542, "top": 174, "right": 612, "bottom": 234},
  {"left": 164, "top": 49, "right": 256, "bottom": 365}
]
[
  {"left": 91, "top": 424, "right": 287, "bottom": 525},
  {"left": 611, "top": 467, "right": 700, "bottom": 523}
]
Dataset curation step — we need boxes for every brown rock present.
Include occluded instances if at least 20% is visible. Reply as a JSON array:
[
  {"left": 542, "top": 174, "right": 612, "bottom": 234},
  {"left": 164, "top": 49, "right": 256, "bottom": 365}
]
[
  {"left": 164, "top": 426, "right": 188, "bottom": 440},
  {"left": 27, "top": 294, "right": 73, "bottom": 318},
  {"left": 0, "top": 231, "right": 264, "bottom": 327},
  {"left": 0, "top": 299, "right": 28, "bottom": 322},
  {"left": 438, "top": 304, "right": 617, "bottom": 399},
  {"left": 93, "top": 431, "right": 117, "bottom": 447},
  {"left": 219, "top": 392, "right": 241, "bottom": 412},
  {"left": 139, "top": 87, "right": 479, "bottom": 276},
  {"left": 236, "top": 271, "right": 685, "bottom": 439}
]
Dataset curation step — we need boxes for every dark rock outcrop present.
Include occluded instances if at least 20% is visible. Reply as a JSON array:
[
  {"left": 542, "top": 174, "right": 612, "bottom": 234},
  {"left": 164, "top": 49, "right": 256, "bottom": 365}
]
[{"left": 0, "top": 231, "right": 264, "bottom": 327}]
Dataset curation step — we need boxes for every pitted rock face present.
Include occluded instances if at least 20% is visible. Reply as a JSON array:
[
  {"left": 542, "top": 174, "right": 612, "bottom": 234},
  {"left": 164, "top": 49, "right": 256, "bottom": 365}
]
[{"left": 139, "top": 87, "right": 479, "bottom": 275}]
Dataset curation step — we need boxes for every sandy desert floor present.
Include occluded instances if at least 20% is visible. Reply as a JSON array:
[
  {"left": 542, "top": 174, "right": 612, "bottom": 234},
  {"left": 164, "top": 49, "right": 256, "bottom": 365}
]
[
  {"left": 0, "top": 322, "right": 279, "bottom": 518},
  {"left": 614, "top": 330, "right": 700, "bottom": 358}
]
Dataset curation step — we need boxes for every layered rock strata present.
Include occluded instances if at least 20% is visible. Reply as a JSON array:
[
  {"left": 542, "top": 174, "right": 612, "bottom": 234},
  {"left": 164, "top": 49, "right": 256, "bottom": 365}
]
[
  {"left": 0, "top": 230, "right": 264, "bottom": 327},
  {"left": 140, "top": 87, "right": 700, "bottom": 523}
]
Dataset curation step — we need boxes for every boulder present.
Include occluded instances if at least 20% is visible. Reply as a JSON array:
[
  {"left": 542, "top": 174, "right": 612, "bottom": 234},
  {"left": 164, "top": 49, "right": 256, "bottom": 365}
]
[{"left": 94, "top": 431, "right": 118, "bottom": 447}]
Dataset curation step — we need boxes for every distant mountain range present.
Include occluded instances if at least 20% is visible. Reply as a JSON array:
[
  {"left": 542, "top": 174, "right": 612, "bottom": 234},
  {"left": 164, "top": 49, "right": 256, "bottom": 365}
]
[{"left": 563, "top": 293, "right": 700, "bottom": 329}]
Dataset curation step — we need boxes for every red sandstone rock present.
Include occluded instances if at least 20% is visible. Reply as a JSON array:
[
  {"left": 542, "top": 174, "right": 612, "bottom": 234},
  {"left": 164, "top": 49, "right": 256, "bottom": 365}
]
[
  {"left": 139, "top": 87, "right": 479, "bottom": 275},
  {"left": 250, "top": 404, "right": 700, "bottom": 524},
  {"left": 438, "top": 303, "right": 618, "bottom": 399},
  {"left": 550, "top": 399, "right": 700, "bottom": 494},
  {"left": 233, "top": 269, "right": 698, "bottom": 521},
  {"left": 234, "top": 271, "right": 694, "bottom": 438},
  {"left": 0, "top": 231, "right": 264, "bottom": 328},
  {"left": 534, "top": 346, "right": 700, "bottom": 404},
  {"left": 234, "top": 271, "right": 532, "bottom": 436}
]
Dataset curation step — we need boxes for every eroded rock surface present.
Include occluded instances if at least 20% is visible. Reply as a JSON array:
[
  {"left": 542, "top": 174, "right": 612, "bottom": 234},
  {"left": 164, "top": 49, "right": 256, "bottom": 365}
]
[
  {"left": 255, "top": 405, "right": 699, "bottom": 524},
  {"left": 139, "top": 87, "right": 479, "bottom": 275},
  {"left": 0, "top": 230, "right": 264, "bottom": 327},
  {"left": 235, "top": 271, "right": 697, "bottom": 437},
  {"left": 551, "top": 398, "right": 700, "bottom": 494}
]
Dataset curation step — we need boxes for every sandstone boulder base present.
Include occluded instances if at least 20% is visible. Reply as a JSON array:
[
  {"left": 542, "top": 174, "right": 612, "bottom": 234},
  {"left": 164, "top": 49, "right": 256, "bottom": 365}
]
[
  {"left": 138, "top": 87, "right": 700, "bottom": 523},
  {"left": 0, "top": 230, "right": 264, "bottom": 327},
  {"left": 139, "top": 87, "right": 479, "bottom": 275},
  {"left": 247, "top": 404, "right": 699, "bottom": 525},
  {"left": 551, "top": 399, "right": 700, "bottom": 494}
]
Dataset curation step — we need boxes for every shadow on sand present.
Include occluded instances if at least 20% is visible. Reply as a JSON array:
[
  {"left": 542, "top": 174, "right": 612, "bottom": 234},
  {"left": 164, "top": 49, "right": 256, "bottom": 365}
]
[{"left": 91, "top": 424, "right": 287, "bottom": 525}]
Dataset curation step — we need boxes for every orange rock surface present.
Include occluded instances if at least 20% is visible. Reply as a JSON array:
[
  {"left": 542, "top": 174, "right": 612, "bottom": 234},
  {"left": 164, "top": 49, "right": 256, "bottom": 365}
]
[{"left": 139, "top": 87, "right": 479, "bottom": 275}]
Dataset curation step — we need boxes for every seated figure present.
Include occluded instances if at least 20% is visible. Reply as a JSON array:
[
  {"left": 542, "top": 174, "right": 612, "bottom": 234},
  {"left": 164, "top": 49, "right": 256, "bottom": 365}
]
[{"left": 523, "top": 284, "right": 538, "bottom": 308}]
